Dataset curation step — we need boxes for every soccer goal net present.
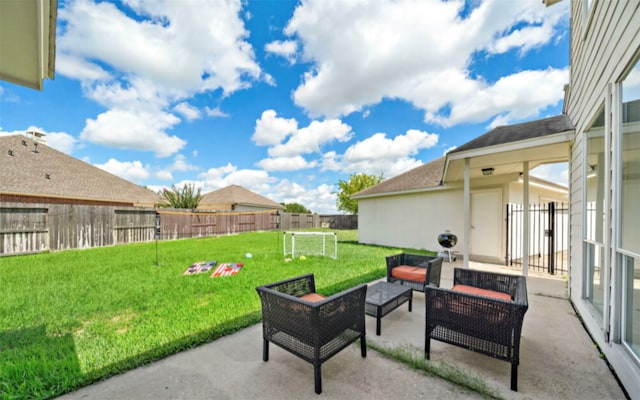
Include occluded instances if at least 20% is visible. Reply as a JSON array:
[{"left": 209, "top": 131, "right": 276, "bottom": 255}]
[{"left": 283, "top": 231, "right": 337, "bottom": 259}]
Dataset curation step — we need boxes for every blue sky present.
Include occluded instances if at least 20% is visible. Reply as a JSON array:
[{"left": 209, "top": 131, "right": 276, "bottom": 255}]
[{"left": 0, "top": 0, "right": 570, "bottom": 213}]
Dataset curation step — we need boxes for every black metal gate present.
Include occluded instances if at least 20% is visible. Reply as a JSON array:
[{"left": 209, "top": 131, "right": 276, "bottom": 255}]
[{"left": 506, "top": 202, "right": 568, "bottom": 275}]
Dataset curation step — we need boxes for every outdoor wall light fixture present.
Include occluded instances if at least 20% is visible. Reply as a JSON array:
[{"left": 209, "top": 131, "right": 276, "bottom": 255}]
[{"left": 481, "top": 167, "right": 494, "bottom": 176}]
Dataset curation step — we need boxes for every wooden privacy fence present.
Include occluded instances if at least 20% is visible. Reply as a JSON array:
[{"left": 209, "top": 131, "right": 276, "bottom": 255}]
[
  {"left": 157, "top": 209, "right": 278, "bottom": 239},
  {"left": 0, "top": 203, "right": 358, "bottom": 256}
]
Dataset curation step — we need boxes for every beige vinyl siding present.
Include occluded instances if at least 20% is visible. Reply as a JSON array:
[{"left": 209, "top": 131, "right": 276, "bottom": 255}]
[
  {"left": 569, "top": 129, "right": 584, "bottom": 295},
  {"left": 568, "top": 1, "right": 639, "bottom": 132},
  {"left": 567, "top": 0, "right": 640, "bottom": 396}
]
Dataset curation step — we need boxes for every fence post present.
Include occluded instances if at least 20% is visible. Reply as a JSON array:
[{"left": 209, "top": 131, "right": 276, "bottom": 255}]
[
  {"left": 505, "top": 204, "right": 510, "bottom": 266},
  {"left": 547, "top": 202, "right": 556, "bottom": 275},
  {"left": 155, "top": 212, "right": 161, "bottom": 266}
]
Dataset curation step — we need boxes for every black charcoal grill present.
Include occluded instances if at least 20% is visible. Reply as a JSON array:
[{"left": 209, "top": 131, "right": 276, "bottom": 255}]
[{"left": 437, "top": 231, "right": 457, "bottom": 262}]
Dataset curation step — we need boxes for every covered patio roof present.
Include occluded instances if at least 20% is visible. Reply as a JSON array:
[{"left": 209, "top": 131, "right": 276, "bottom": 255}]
[
  {"left": 443, "top": 115, "right": 575, "bottom": 183},
  {"left": 442, "top": 114, "right": 575, "bottom": 273},
  {"left": 0, "top": 0, "right": 57, "bottom": 90}
]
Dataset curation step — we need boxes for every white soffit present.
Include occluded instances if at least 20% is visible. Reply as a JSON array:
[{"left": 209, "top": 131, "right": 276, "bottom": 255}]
[
  {"left": 0, "top": 0, "right": 57, "bottom": 90},
  {"left": 443, "top": 131, "right": 573, "bottom": 183}
]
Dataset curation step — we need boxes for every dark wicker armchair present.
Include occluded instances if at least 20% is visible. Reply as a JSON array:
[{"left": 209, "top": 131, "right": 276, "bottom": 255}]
[
  {"left": 425, "top": 268, "right": 528, "bottom": 391},
  {"left": 255, "top": 274, "right": 367, "bottom": 394},
  {"left": 386, "top": 253, "right": 443, "bottom": 291}
]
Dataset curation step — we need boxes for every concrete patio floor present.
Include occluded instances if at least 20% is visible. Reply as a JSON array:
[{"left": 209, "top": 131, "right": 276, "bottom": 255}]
[{"left": 57, "top": 260, "right": 628, "bottom": 400}]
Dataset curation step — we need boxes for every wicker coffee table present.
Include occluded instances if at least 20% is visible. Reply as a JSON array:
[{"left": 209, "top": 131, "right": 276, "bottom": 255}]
[{"left": 365, "top": 281, "right": 412, "bottom": 335}]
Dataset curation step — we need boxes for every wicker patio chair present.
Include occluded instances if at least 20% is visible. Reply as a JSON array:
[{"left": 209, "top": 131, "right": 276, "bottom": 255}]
[
  {"left": 425, "top": 268, "right": 528, "bottom": 391},
  {"left": 256, "top": 274, "right": 368, "bottom": 394},
  {"left": 386, "top": 253, "right": 443, "bottom": 291}
]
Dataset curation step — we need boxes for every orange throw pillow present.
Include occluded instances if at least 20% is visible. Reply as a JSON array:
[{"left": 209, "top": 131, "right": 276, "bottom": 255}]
[
  {"left": 452, "top": 284, "right": 512, "bottom": 301},
  {"left": 391, "top": 265, "right": 427, "bottom": 282},
  {"left": 300, "top": 293, "right": 326, "bottom": 302}
]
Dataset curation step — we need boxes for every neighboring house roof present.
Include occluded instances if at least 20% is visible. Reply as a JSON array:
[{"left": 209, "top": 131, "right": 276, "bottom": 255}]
[
  {"left": 199, "top": 185, "right": 284, "bottom": 210},
  {"left": 449, "top": 115, "right": 574, "bottom": 155},
  {"left": 352, "top": 157, "right": 446, "bottom": 199},
  {"left": 0, "top": 134, "right": 161, "bottom": 207}
]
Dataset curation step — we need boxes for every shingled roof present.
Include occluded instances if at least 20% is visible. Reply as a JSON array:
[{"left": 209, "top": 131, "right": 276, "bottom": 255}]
[
  {"left": 449, "top": 115, "right": 574, "bottom": 154},
  {"left": 352, "top": 157, "right": 446, "bottom": 198},
  {"left": 199, "top": 185, "right": 284, "bottom": 210},
  {"left": 1, "top": 134, "right": 161, "bottom": 207}
]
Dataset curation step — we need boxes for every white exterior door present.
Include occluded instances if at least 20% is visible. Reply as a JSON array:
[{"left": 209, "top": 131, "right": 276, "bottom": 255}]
[{"left": 470, "top": 189, "right": 502, "bottom": 259}]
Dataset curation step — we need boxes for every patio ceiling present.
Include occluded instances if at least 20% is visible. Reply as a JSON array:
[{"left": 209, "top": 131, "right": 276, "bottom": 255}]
[
  {"left": 442, "top": 115, "right": 575, "bottom": 183},
  {"left": 0, "top": 0, "right": 57, "bottom": 90}
]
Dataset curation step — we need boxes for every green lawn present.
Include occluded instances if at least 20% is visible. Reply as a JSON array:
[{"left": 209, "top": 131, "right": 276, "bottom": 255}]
[{"left": 0, "top": 230, "right": 431, "bottom": 399}]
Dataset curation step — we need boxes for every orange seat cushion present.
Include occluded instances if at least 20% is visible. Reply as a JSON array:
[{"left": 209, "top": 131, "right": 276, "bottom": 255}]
[
  {"left": 452, "top": 284, "right": 512, "bottom": 301},
  {"left": 391, "top": 265, "right": 427, "bottom": 282},
  {"left": 300, "top": 292, "right": 326, "bottom": 302}
]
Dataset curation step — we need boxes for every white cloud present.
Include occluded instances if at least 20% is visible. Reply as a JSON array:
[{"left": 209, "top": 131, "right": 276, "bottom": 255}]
[
  {"left": 145, "top": 184, "right": 164, "bottom": 194},
  {"left": 56, "top": 54, "right": 112, "bottom": 81},
  {"left": 327, "top": 154, "right": 423, "bottom": 178},
  {"left": 266, "top": 180, "right": 337, "bottom": 214},
  {"left": 83, "top": 78, "right": 167, "bottom": 110},
  {"left": 172, "top": 180, "right": 204, "bottom": 191},
  {"left": 485, "top": 0, "right": 567, "bottom": 55},
  {"left": 57, "top": 0, "right": 265, "bottom": 157},
  {"left": 80, "top": 108, "right": 186, "bottom": 157},
  {"left": 174, "top": 102, "right": 201, "bottom": 121},
  {"left": 257, "top": 155, "right": 317, "bottom": 171},
  {"left": 268, "top": 119, "right": 353, "bottom": 157},
  {"left": 252, "top": 109, "right": 298, "bottom": 146},
  {"left": 320, "top": 151, "right": 341, "bottom": 172},
  {"left": 284, "top": 0, "right": 568, "bottom": 125},
  {"left": 530, "top": 162, "right": 568, "bottom": 186},
  {"left": 265, "top": 40, "right": 298, "bottom": 63},
  {"left": 94, "top": 158, "right": 151, "bottom": 183},
  {"left": 444, "top": 67, "right": 570, "bottom": 128},
  {"left": 46, "top": 132, "right": 78, "bottom": 154},
  {"left": 323, "top": 129, "right": 438, "bottom": 176},
  {"left": 58, "top": 0, "right": 263, "bottom": 95},
  {"left": 253, "top": 118, "right": 436, "bottom": 178},
  {"left": 155, "top": 169, "right": 173, "bottom": 181},
  {"left": 198, "top": 164, "right": 275, "bottom": 193},
  {"left": 195, "top": 163, "right": 339, "bottom": 213},
  {"left": 252, "top": 111, "right": 354, "bottom": 171},
  {"left": 199, "top": 163, "right": 237, "bottom": 183},
  {"left": 155, "top": 154, "right": 198, "bottom": 181},
  {"left": 0, "top": 86, "right": 20, "bottom": 103},
  {"left": 205, "top": 106, "right": 229, "bottom": 118},
  {"left": 170, "top": 154, "right": 198, "bottom": 172},
  {"left": 344, "top": 129, "right": 438, "bottom": 160},
  {"left": 443, "top": 145, "right": 458, "bottom": 156},
  {"left": 622, "top": 62, "right": 640, "bottom": 101}
]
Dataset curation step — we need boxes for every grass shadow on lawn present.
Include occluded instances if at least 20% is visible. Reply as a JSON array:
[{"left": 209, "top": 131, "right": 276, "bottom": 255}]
[
  {"left": 82, "top": 311, "right": 263, "bottom": 385},
  {"left": 0, "top": 325, "right": 82, "bottom": 399},
  {"left": 0, "top": 314, "right": 264, "bottom": 399}
]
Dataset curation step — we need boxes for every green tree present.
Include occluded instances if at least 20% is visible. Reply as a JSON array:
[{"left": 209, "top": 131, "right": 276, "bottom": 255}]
[
  {"left": 280, "top": 202, "right": 312, "bottom": 214},
  {"left": 335, "top": 173, "right": 384, "bottom": 214},
  {"left": 159, "top": 183, "right": 203, "bottom": 209}
]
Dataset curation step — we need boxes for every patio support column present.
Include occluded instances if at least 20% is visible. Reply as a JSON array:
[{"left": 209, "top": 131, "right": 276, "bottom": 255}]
[
  {"left": 522, "top": 161, "right": 529, "bottom": 277},
  {"left": 463, "top": 158, "right": 470, "bottom": 269}
]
